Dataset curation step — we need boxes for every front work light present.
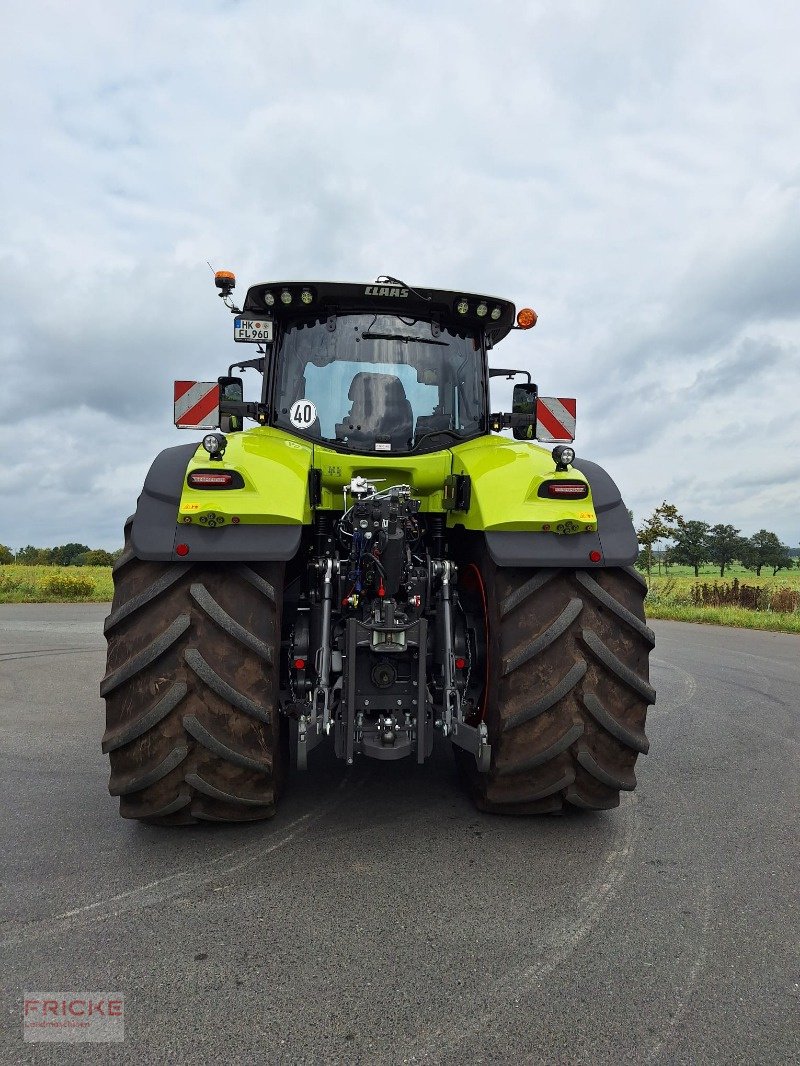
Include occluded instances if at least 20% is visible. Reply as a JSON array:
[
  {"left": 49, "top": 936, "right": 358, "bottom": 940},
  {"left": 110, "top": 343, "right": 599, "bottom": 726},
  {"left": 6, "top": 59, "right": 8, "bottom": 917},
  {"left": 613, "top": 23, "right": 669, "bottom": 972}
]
[
  {"left": 280, "top": 289, "right": 293, "bottom": 305},
  {"left": 456, "top": 298, "right": 469, "bottom": 314},
  {"left": 301, "top": 289, "right": 313, "bottom": 304},
  {"left": 264, "top": 291, "right": 275, "bottom": 307},
  {"left": 476, "top": 302, "right": 488, "bottom": 317}
]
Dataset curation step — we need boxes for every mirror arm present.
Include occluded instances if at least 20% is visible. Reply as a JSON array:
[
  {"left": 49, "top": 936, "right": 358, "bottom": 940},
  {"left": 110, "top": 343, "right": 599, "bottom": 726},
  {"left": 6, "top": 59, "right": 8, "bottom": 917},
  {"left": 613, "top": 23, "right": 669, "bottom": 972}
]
[
  {"left": 227, "top": 356, "right": 266, "bottom": 376},
  {"left": 488, "top": 412, "right": 537, "bottom": 432},
  {"left": 488, "top": 367, "right": 531, "bottom": 383},
  {"left": 219, "top": 400, "right": 269, "bottom": 424}
]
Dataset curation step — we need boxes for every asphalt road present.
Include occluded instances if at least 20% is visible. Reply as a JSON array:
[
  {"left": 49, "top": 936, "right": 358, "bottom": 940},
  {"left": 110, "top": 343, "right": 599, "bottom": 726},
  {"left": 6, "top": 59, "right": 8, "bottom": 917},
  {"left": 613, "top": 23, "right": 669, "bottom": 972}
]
[{"left": 0, "top": 604, "right": 798, "bottom": 1065}]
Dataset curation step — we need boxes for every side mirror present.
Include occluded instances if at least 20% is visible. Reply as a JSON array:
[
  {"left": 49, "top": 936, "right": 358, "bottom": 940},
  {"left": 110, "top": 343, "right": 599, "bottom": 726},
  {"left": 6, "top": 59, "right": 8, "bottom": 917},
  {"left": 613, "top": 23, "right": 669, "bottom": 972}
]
[
  {"left": 218, "top": 376, "right": 244, "bottom": 432},
  {"left": 512, "top": 383, "right": 538, "bottom": 440}
]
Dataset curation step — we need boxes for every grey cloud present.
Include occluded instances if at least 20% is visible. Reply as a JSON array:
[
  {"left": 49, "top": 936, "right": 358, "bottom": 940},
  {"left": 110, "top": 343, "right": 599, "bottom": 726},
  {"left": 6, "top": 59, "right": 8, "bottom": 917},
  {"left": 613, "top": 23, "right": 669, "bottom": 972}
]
[
  {"left": 2, "top": 0, "right": 800, "bottom": 549},
  {"left": 689, "top": 337, "right": 787, "bottom": 395}
]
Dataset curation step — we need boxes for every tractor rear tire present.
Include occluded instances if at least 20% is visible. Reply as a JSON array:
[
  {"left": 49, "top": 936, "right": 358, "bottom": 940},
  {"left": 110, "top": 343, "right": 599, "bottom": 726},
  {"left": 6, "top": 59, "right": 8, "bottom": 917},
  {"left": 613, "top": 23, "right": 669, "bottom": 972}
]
[
  {"left": 101, "top": 522, "right": 287, "bottom": 825},
  {"left": 459, "top": 560, "right": 655, "bottom": 814}
]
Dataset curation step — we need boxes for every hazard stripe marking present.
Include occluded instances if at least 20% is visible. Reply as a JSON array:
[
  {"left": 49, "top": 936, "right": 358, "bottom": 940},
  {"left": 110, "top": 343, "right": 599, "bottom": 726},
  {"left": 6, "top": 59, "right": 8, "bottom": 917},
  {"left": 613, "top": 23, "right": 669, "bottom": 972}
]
[
  {"left": 536, "top": 396, "right": 576, "bottom": 441},
  {"left": 174, "top": 381, "right": 220, "bottom": 427}
]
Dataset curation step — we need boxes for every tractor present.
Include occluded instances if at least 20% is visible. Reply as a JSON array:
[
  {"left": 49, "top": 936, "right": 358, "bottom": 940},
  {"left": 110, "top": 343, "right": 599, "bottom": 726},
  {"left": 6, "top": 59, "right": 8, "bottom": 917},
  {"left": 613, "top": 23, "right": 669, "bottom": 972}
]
[{"left": 101, "top": 273, "right": 654, "bottom": 824}]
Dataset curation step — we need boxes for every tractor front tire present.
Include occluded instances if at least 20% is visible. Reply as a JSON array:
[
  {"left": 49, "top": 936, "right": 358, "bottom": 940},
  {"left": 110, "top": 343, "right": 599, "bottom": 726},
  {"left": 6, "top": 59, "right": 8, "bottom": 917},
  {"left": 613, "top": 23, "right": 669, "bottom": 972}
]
[
  {"left": 461, "top": 560, "right": 655, "bottom": 814},
  {"left": 101, "top": 524, "right": 286, "bottom": 825}
]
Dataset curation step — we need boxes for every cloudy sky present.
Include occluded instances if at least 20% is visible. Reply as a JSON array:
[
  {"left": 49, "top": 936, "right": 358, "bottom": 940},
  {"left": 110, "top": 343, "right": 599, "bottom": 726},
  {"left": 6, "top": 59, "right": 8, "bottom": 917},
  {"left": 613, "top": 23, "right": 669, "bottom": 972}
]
[{"left": 2, "top": 0, "right": 798, "bottom": 550}]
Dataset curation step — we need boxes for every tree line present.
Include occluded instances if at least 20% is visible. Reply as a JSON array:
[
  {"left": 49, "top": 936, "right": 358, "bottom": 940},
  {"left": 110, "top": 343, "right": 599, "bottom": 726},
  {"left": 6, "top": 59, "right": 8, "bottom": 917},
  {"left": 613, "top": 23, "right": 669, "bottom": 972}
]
[
  {"left": 636, "top": 503, "right": 797, "bottom": 578},
  {"left": 0, "top": 542, "right": 119, "bottom": 567}
]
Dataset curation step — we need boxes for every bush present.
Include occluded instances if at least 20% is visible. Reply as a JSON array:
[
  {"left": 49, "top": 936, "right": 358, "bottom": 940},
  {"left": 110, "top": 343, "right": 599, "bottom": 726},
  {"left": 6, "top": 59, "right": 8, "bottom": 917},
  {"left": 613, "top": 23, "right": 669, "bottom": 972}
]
[
  {"left": 641, "top": 575, "right": 679, "bottom": 606},
  {"left": 691, "top": 579, "right": 765, "bottom": 609},
  {"left": 689, "top": 579, "right": 799, "bottom": 613},
  {"left": 39, "top": 573, "right": 95, "bottom": 599},
  {"left": 0, "top": 571, "right": 22, "bottom": 592},
  {"left": 769, "top": 587, "right": 800, "bottom": 613}
]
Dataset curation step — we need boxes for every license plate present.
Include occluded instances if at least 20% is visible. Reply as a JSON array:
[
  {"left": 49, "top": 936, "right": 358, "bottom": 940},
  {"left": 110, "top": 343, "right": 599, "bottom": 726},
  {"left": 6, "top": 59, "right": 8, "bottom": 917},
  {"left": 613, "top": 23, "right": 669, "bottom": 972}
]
[{"left": 234, "top": 317, "right": 274, "bottom": 343}]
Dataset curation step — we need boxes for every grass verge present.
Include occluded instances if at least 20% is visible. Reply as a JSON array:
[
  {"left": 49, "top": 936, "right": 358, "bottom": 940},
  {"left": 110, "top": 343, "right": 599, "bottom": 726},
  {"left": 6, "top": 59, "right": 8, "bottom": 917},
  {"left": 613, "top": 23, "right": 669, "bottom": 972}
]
[
  {"left": 0, "top": 565, "right": 114, "bottom": 603},
  {"left": 646, "top": 601, "right": 800, "bottom": 635}
]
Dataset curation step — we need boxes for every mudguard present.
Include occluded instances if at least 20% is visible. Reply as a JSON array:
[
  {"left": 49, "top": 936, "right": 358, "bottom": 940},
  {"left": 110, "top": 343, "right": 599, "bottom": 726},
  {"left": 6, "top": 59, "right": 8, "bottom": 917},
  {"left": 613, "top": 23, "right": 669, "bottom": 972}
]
[
  {"left": 484, "top": 458, "right": 638, "bottom": 568},
  {"left": 130, "top": 441, "right": 304, "bottom": 562}
]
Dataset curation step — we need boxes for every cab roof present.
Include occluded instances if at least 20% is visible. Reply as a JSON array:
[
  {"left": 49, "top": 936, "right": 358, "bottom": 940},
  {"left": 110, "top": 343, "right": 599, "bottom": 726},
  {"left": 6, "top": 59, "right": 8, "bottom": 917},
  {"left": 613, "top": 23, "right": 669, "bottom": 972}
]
[{"left": 242, "top": 281, "right": 518, "bottom": 343}]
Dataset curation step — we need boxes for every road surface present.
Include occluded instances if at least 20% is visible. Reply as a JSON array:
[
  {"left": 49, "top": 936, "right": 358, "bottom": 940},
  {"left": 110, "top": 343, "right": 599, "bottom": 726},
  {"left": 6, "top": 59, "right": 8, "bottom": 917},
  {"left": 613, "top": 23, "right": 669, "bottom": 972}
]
[{"left": 0, "top": 604, "right": 798, "bottom": 1063}]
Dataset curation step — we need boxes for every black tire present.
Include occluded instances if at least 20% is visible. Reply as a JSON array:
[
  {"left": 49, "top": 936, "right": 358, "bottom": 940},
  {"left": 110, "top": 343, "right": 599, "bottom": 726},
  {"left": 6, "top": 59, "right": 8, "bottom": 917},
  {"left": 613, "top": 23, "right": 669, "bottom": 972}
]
[
  {"left": 459, "top": 559, "right": 655, "bottom": 814},
  {"left": 101, "top": 521, "right": 287, "bottom": 825}
]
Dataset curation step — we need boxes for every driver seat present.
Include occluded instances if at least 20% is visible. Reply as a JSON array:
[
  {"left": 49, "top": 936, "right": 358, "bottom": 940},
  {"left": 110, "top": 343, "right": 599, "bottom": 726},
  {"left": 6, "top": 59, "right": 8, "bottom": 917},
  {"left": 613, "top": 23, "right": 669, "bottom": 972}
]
[{"left": 335, "top": 372, "right": 414, "bottom": 449}]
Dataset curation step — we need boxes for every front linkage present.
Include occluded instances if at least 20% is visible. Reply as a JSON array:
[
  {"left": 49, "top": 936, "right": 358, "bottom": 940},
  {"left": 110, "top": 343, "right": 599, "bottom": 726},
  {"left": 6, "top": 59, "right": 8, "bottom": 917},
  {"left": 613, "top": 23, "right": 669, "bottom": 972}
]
[{"left": 282, "top": 476, "right": 490, "bottom": 773}]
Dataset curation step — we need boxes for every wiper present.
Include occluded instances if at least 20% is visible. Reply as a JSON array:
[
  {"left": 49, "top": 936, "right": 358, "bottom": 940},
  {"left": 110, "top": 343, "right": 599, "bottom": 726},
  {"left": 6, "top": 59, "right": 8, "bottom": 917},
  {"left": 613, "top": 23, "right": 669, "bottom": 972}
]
[{"left": 361, "top": 332, "right": 449, "bottom": 346}]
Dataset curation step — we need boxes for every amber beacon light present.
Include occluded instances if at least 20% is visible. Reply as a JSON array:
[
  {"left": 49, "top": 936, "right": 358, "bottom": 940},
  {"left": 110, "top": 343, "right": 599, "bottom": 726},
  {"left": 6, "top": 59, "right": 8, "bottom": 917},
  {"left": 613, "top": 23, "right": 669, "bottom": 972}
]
[
  {"left": 214, "top": 270, "right": 236, "bottom": 295},
  {"left": 516, "top": 307, "right": 538, "bottom": 329}
]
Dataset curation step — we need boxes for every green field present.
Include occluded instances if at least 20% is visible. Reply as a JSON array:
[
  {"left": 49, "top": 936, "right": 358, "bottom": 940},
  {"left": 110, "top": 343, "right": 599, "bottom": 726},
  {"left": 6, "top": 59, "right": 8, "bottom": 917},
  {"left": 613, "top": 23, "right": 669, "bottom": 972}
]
[
  {"left": 0, "top": 565, "right": 114, "bottom": 604},
  {"left": 645, "top": 564, "right": 800, "bottom": 634}
]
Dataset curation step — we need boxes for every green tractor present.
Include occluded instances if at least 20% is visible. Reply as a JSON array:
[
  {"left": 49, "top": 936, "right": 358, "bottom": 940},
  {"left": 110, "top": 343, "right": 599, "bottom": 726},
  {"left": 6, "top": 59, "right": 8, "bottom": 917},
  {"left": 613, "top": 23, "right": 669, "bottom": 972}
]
[{"left": 101, "top": 273, "right": 654, "bottom": 824}]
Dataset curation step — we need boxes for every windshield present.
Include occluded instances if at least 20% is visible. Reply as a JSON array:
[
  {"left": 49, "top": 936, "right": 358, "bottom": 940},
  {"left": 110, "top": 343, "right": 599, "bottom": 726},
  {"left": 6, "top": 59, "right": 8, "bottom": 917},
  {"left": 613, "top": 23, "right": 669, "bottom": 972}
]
[{"left": 273, "top": 314, "right": 485, "bottom": 452}]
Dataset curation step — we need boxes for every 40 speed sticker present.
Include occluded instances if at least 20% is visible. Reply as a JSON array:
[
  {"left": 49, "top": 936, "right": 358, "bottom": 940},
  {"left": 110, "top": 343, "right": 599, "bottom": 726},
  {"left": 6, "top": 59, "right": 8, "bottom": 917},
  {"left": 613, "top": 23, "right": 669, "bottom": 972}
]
[{"left": 289, "top": 399, "right": 317, "bottom": 429}]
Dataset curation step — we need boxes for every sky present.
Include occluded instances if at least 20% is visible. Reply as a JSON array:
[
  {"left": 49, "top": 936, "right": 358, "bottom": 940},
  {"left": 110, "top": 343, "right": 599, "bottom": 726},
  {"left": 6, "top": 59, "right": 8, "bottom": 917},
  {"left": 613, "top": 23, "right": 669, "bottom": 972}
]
[{"left": 1, "top": 0, "right": 799, "bottom": 550}]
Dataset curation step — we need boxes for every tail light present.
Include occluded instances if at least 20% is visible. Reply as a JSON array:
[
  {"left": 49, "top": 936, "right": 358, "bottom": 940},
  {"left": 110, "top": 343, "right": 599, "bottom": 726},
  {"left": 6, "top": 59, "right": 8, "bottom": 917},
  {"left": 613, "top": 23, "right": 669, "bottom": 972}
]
[
  {"left": 538, "top": 480, "right": 589, "bottom": 499},
  {"left": 186, "top": 469, "right": 244, "bottom": 489}
]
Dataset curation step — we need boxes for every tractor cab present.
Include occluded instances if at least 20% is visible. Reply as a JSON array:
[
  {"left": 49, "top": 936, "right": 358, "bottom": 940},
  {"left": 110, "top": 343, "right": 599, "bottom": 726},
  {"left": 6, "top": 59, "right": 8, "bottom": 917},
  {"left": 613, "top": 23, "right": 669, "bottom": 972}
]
[
  {"left": 175, "top": 275, "right": 555, "bottom": 450},
  {"left": 240, "top": 280, "right": 528, "bottom": 455}
]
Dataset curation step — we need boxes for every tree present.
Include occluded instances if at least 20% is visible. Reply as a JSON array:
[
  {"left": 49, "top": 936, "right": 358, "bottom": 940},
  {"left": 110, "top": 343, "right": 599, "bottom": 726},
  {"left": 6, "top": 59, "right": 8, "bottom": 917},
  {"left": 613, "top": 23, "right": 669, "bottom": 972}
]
[
  {"left": 73, "top": 549, "right": 115, "bottom": 567},
  {"left": 670, "top": 520, "right": 711, "bottom": 577},
  {"left": 16, "top": 545, "right": 54, "bottom": 564},
  {"left": 740, "top": 529, "right": 794, "bottom": 576},
  {"left": 770, "top": 544, "right": 793, "bottom": 576},
  {"left": 51, "top": 543, "right": 90, "bottom": 567},
  {"left": 707, "top": 524, "right": 745, "bottom": 577},
  {"left": 636, "top": 502, "right": 683, "bottom": 580},
  {"left": 0, "top": 544, "right": 13, "bottom": 564}
]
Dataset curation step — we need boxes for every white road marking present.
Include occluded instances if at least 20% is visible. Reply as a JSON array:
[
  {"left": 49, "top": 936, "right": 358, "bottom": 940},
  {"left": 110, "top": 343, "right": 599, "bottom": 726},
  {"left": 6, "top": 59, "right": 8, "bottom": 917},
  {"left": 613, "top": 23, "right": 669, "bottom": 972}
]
[
  {"left": 409, "top": 793, "right": 640, "bottom": 1062},
  {"left": 53, "top": 812, "right": 315, "bottom": 922},
  {"left": 1, "top": 773, "right": 362, "bottom": 947},
  {"left": 644, "top": 882, "right": 713, "bottom": 1065},
  {"left": 651, "top": 657, "right": 698, "bottom": 711}
]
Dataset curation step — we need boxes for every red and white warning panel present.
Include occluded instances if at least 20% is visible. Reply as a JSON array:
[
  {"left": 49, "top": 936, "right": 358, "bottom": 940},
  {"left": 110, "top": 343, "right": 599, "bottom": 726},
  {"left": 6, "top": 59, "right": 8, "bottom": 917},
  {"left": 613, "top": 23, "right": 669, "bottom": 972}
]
[
  {"left": 174, "top": 381, "right": 220, "bottom": 429},
  {"left": 536, "top": 397, "right": 576, "bottom": 442}
]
